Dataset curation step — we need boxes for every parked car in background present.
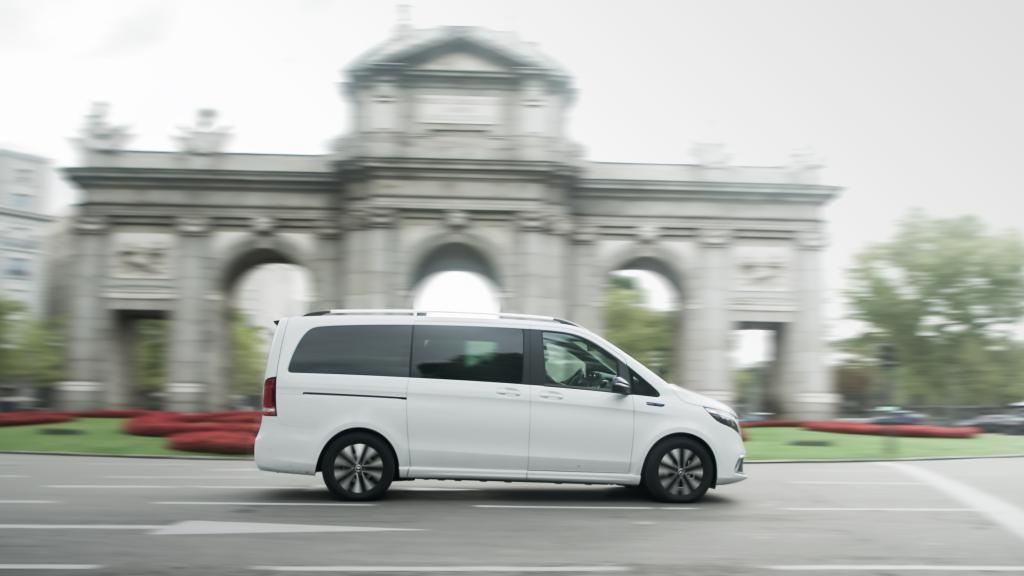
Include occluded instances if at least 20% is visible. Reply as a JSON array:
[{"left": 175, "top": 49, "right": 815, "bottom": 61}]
[
  {"left": 867, "top": 406, "right": 928, "bottom": 425},
  {"left": 955, "top": 405, "right": 1024, "bottom": 435}
]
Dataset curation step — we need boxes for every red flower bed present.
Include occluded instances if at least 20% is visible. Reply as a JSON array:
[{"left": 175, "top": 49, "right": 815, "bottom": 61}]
[
  {"left": 741, "top": 419, "right": 805, "bottom": 428},
  {"left": 176, "top": 411, "right": 261, "bottom": 424},
  {"left": 123, "top": 411, "right": 261, "bottom": 438},
  {"left": 123, "top": 416, "right": 258, "bottom": 437},
  {"left": 0, "top": 412, "right": 76, "bottom": 427},
  {"left": 802, "top": 421, "right": 981, "bottom": 438},
  {"left": 168, "top": 431, "right": 256, "bottom": 455}
]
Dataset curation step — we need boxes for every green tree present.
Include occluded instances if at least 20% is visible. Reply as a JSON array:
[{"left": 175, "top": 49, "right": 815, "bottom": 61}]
[
  {"left": 0, "top": 298, "right": 25, "bottom": 386},
  {"left": 135, "top": 319, "right": 168, "bottom": 397},
  {"left": 230, "top": 310, "right": 267, "bottom": 396},
  {"left": 9, "top": 318, "right": 65, "bottom": 388},
  {"left": 603, "top": 275, "right": 677, "bottom": 379},
  {"left": 844, "top": 210, "right": 1024, "bottom": 406}
]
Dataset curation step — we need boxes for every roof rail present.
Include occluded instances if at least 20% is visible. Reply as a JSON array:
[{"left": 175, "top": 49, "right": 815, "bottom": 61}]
[{"left": 302, "top": 309, "right": 579, "bottom": 327}]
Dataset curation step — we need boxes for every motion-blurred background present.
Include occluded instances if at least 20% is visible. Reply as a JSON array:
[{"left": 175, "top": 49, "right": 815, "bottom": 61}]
[{"left": 2, "top": 0, "right": 1023, "bottom": 459}]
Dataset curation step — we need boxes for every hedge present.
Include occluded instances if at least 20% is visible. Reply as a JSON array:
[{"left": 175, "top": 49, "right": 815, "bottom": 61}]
[
  {"left": 0, "top": 412, "right": 77, "bottom": 427},
  {"left": 802, "top": 421, "right": 981, "bottom": 438},
  {"left": 167, "top": 431, "right": 256, "bottom": 455}
]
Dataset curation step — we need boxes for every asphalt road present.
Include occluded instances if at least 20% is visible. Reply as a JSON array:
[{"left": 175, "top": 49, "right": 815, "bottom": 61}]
[{"left": 1, "top": 454, "right": 1023, "bottom": 575}]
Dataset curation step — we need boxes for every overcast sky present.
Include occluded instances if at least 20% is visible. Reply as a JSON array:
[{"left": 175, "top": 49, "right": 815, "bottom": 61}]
[{"left": 3, "top": 0, "right": 1023, "bottom": 351}]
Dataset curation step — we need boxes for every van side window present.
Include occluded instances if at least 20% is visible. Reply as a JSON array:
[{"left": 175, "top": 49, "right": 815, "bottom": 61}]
[
  {"left": 630, "top": 370, "right": 660, "bottom": 397},
  {"left": 289, "top": 325, "right": 412, "bottom": 377},
  {"left": 412, "top": 325, "right": 524, "bottom": 384},
  {"left": 541, "top": 332, "right": 619, "bottom": 392}
]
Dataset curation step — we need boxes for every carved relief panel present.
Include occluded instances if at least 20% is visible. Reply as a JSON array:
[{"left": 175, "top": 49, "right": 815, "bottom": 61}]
[{"left": 111, "top": 233, "right": 174, "bottom": 279}]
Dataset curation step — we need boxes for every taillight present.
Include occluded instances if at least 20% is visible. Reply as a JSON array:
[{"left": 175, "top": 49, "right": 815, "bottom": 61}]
[{"left": 262, "top": 377, "right": 277, "bottom": 416}]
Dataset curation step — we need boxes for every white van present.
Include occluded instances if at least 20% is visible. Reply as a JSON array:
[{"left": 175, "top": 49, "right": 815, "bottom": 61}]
[{"left": 255, "top": 310, "right": 746, "bottom": 503}]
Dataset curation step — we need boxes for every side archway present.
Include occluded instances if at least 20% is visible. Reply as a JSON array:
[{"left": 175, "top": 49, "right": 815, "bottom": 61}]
[
  {"left": 210, "top": 233, "right": 315, "bottom": 409},
  {"left": 602, "top": 243, "right": 687, "bottom": 383}
]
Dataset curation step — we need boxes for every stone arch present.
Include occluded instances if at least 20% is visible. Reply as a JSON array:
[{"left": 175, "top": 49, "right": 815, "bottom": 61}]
[
  {"left": 219, "top": 233, "right": 313, "bottom": 294},
  {"left": 407, "top": 230, "right": 507, "bottom": 291},
  {"left": 602, "top": 241, "right": 688, "bottom": 384},
  {"left": 603, "top": 241, "right": 687, "bottom": 294}
]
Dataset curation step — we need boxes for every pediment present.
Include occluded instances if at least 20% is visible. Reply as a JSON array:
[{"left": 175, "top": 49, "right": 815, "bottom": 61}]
[
  {"left": 413, "top": 49, "right": 511, "bottom": 72},
  {"left": 348, "top": 26, "right": 567, "bottom": 77}
]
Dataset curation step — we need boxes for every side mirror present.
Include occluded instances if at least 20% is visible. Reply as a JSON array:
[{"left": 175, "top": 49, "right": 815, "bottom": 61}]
[{"left": 611, "top": 376, "right": 631, "bottom": 395}]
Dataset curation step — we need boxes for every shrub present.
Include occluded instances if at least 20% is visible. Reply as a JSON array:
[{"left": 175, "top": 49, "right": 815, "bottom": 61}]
[
  {"left": 802, "top": 421, "right": 981, "bottom": 439},
  {"left": 0, "top": 412, "right": 76, "bottom": 427},
  {"left": 168, "top": 431, "right": 255, "bottom": 455}
]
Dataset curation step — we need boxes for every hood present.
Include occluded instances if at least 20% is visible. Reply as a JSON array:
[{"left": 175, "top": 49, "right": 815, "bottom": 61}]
[{"left": 668, "top": 384, "right": 737, "bottom": 417}]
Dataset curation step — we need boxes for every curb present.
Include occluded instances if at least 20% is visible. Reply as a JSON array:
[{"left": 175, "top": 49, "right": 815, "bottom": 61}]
[
  {"left": 747, "top": 453, "right": 1024, "bottom": 464},
  {"left": 0, "top": 450, "right": 250, "bottom": 461}
]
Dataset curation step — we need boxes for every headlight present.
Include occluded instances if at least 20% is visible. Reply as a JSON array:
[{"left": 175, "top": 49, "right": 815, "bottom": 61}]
[{"left": 705, "top": 406, "right": 740, "bottom": 434}]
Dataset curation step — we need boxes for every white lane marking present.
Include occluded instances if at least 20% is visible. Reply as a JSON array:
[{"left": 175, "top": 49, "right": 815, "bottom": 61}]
[
  {"left": 766, "top": 566, "right": 1024, "bottom": 572},
  {"left": 783, "top": 507, "right": 971, "bottom": 512},
  {"left": 106, "top": 475, "right": 263, "bottom": 479},
  {"left": 0, "top": 500, "right": 57, "bottom": 504},
  {"left": 154, "top": 501, "right": 374, "bottom": 507},
  {"left": 881, "top": 461, "right": 1024, "bottom": 542},
  {"left": 0, "top": 524, "right": 162, "bottom": 530},
  {"left": 48, "top": 481, "right": 307, "bottom": 485},
  {"left": 391, "top": 487, "right": 478, "bottom": 492},
  {"left": 151, "top": 520, "right": 422, "bottom": 536},
  {"left": 251, "top": 566, "right": 629, "bottom": 573},
  {"left": 0, "top": 474, "right": 28, "bottom": 478},
  {"left": 0, "top": 565, "right": 101, "bottom": 570},
  {"left": 210, "top": 467, "right": 261, "bottom": 472},
  {"left": 787, "top": 480, "right": 922, "bottom": 485},
  {"left": 473, "top": 505, "right": 697, "bottom": 510}
]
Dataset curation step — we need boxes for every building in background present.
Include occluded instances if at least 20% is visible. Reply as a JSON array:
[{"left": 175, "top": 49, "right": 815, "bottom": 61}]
[{"left": 0, "top": 149, "right": 55, "bottom": 317}]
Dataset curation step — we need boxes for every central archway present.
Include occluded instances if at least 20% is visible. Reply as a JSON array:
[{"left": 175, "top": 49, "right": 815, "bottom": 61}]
[{"left": 410, "top": 242, "right": 502, "bottom": 313}]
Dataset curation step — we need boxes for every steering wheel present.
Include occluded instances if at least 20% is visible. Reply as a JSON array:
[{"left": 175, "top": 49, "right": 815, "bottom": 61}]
[{"left": 566, "top": 368, "right": 585, "bottom": 388}]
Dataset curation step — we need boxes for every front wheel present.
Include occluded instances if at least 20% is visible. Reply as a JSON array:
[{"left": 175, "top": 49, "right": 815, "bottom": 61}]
[
  {"left": 321, "top": 432, "right": 395, "bottom": 501},
  {"left": 642, "top": 437, "right": 713, "bottom": 503}
]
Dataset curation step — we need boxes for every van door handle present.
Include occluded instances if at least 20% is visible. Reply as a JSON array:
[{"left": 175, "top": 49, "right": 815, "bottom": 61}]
[
  {"left": 538, "top": 391, "right": 564, "bottom": 400},
  {"left": 496, "top": 387, "right": 521, "bottom": 398}
]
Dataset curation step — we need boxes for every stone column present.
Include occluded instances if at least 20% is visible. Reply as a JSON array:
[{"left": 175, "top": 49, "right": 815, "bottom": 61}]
[
  {"left": 516, "top": 210, "right": 567, "bottom": 318},
  {"left": 166, "top": 217, "right": 210, "bottom": 412},
  {"left": 313, "top": 225, "right": 341, "bottom": 310},
  {"left": 58, "top": 215, "right": 111, "bottom": 410},
  {"left": 779, "top": 230, "right": 838, "bottom": 419},
  {"left": 681, "top": 228, "right": 734, "bottom": 403},
  {"left": 366, "top": 206, "right": 396, "bottom": 309},
  {"left": 569, "top": 225, "right": 601, "bottom": 330}
]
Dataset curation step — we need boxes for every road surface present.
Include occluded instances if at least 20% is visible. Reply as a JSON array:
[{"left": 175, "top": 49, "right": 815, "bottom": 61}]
[{"left": 1, "top": 454, "right": 1023, "bottom": 574}]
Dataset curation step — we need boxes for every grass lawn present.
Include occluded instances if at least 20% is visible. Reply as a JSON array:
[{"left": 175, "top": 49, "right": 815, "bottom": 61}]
[
  {"left": 0, "top": 418, "right": 246, "bottom": 458},
  {"left": 744, "top": 426, "right": 1024, "bottom": 460},
  {"left": 2, "top": 418, "right": 1023, "bottom": 461}
]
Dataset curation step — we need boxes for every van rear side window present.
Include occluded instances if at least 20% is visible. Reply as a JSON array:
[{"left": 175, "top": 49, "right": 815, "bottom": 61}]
[{"left": 288, "top": 325, "right": 412, "bottom": 377}]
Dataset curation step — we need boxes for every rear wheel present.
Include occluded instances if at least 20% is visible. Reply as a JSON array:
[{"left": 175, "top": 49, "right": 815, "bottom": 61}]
[
  {"left": 321, "top": 432, "right": 395, "bottom": 501},
  {"left": 642, "top": 437, "right": 713, "bottom": 503}
]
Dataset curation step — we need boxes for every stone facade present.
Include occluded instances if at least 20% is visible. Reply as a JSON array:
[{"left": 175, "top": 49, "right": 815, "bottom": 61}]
[{"left": 56, "top": 25, "right": 840, "bottom": 417}]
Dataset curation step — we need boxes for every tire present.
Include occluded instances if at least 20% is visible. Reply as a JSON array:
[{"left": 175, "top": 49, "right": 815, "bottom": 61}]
[
  {"left": 320, "top": 432, "right": 395, "bottom": 501},
  {"left": 641, "top": 437, "right": 714, "bottom": 503}
]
